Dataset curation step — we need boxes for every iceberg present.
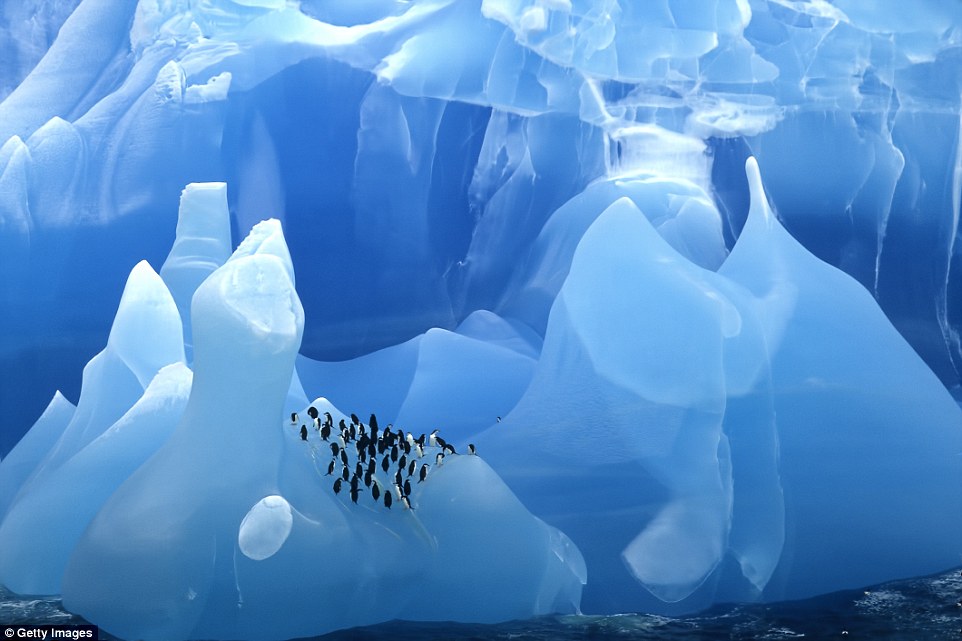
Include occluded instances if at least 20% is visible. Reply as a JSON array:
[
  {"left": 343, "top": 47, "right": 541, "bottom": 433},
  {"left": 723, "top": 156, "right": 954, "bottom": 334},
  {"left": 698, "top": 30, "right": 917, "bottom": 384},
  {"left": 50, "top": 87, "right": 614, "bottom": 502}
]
[{"left": 1, "top": 0, "right": 962, "bottom": 638}]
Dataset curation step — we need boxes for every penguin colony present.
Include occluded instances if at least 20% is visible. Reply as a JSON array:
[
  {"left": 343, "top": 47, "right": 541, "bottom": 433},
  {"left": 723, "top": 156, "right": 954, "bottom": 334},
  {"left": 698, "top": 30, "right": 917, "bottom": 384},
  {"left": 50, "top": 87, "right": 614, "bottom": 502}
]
[{"left": 290, "top": 408, "right": 475, "bottom": 511}]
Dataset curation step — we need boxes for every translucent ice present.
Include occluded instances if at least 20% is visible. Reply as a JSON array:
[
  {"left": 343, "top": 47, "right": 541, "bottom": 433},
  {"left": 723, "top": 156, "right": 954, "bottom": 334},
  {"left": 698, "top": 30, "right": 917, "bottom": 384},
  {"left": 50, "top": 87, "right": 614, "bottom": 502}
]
[{"left": 2, "top": 0, "right": 962, "bottom": 634}]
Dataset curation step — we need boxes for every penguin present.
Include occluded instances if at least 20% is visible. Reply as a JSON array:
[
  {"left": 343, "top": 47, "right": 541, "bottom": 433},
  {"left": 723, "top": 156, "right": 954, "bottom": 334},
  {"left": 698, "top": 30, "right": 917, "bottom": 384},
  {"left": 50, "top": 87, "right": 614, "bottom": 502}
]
[
  {"left": 435, "top": 452, "right": 444, "bottom": 467},
  {"left": 369, "top": 413, "right": 379, "bottom": 431},
  {"left": 313, "top": 416, "right": 321, "bottom": 431},
  {"left": 419, "top": 464, "right": 429, "bottom": 483},
  {"left": 393, "top": 484, "right": 403, "bottom": 500},
  {"left": 381, "top": 456, "right": 391, "bottom": 472},
  {"left": 339, "top": 419, "right": 347, "bottom": 433},
  {"left": 443, "top": 443, "right": 457, "bottom": 455},
  {"left": 364, "top": 471, "right": 373, "bottom": 487},
  {"left": 401, "top": 496, "right": 412, "bottom": 510},
  {"left": 406, "top": 432, "right": 415, "bottom": 448},
  {"left": 407, "top": 460, "right": 416, "bottom": 477},
  {"left": 300, "top": 425, "right": 308, "bottom": 441},
  {"left": 391, "top": 445, "right": 399, "bottom": 462},
  {"left": 341, "top": 466, "right": 350, "bottom": 482},
  {"left": 371, "top": 482, "right": 381, "bottom": 502},
  {"left": 496, "top": 416, "right": 501, "bottom": 423},
  {"left": 337, "top": 434, "right": 346, "bottom": 450},
  {"left": 403, "top": 479, "right": 412, "bottom": 496},
  {"left": 367, "top": 458, "right": 377, "bottom": 476},
  {"left": 333, "top": 478, "right": 342, "bottom": 495},
  {"left": 355, "top": 462, "right": 363, "bottom": 478},
  {"left": 350, "top": 474, "right": 360, "bottom": 492},
  {"left": 402, "top": 440, "right": 411, "bottom": 456},
  {"left": 434, "top": 435, "right": 448, "bottom": 450},
  {"left": 351, "top": 413, "right": 360, "bottom": 426},
  {"left": 368, "top": 441, "right": 377, "bottom": 459},
  {"left": 384, "top": 491, "right": 393, "bottom": 509},
  {"left": 326, "top": 460, "right": 335, "bottom": 476},
  {"left": 330, "top": 442, "right": 340, "bottom": 457},
  {"left": 291, "top": 412, "right": 298, "bottom": 425},
  {"left": 320, "top": 422, "right": 331, "bottom": 441},
  {"left": 395, "top": 470, "right": 404, "bottom": 487},
  {"left": 415, "top": 443, "right": 424, "bottom": 458},
  {"left": 307, "top": 406, "right": 318, "bottom": 420},
  {"left": 323, "top": 411, "right": 333, "bottom": 426},
  {"left": 398, "top": 454, "right": 407, "bottom": 471},
  {"left": 415, "top": 434, "right": 426, "bottom": 448},
  {"left": 350, "top": 486, "right": 361, "bottom": 504},
  {"left": 340, "top": 449, "right": 349, "bottom": 467},
  {"left": 429, "top": 429, "right": 440, "bottom": 447},
  {"left": 468, "top": 444, "right": 477, "bottom": 455},
  {"left": 349, "top": 423, "right": 357, "bottom": 441}
]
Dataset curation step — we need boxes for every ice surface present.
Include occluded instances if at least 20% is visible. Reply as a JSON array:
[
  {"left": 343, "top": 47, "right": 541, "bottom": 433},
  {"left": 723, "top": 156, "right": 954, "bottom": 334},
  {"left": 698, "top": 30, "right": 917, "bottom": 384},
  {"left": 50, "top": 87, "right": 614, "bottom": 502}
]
[{"left": 2, "top": 0, "right": 962, "bottom": 637}]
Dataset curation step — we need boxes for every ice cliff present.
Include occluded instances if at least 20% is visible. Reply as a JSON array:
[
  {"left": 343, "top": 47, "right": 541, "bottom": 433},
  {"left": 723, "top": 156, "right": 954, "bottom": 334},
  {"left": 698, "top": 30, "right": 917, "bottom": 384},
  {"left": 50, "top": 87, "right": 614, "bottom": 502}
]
[{"left": 1, "top": 0, "right": 961, "bottom": 638}]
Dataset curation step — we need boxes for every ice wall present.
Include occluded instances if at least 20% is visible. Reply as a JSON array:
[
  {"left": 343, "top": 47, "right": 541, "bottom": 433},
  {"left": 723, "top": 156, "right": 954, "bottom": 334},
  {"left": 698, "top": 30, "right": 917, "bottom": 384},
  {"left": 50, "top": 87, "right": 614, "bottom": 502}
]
[{"left": 1, "top": 0, "right": 961, "bottom": 634}]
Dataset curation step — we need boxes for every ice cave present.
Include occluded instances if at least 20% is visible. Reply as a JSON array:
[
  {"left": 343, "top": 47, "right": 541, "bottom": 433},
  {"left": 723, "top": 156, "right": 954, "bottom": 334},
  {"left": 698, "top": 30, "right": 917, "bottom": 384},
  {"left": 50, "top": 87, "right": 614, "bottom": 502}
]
[{"left": 1, "top": 0, "right": 961, "bottom": 639}]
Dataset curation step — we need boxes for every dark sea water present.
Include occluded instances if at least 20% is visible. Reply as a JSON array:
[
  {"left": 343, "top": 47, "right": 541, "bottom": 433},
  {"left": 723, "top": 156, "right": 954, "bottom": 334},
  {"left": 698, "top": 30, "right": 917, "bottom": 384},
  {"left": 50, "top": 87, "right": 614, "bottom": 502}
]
[{"left": 3, "top": 569, "right": 961, "bottom": 640}]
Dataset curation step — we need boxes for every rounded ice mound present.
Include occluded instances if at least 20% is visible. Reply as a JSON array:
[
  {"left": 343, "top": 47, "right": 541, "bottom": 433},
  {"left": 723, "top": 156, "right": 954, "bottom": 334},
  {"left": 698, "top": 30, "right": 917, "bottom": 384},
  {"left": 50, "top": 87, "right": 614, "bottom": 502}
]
[{"left": 238, "top": 495, "right": 293, "bottom": 561}]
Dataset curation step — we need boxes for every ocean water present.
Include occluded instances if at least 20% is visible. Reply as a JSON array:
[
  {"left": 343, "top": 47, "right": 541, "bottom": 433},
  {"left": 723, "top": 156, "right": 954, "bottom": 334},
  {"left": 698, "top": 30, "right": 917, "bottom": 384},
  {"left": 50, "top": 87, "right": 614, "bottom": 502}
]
[{"left": 2, "top": 568, "right": 961, "bottom": 640}]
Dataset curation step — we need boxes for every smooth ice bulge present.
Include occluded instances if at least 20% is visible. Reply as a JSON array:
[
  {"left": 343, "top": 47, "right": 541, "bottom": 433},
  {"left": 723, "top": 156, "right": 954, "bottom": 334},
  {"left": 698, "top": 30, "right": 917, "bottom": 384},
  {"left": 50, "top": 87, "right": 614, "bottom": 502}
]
[{"left": 39, "top": 212, "right": 583, "bottom": 641}]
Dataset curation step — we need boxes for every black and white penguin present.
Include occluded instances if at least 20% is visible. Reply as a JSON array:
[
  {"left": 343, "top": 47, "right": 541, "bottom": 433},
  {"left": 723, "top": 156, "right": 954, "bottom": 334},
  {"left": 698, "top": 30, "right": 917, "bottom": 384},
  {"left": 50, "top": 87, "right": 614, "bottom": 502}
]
[
  {"left": 340, "top": 449, "right": 349, "bottom": 467},
  {"left": 350, "top": 413, "right": 360, "bottom": 426},
  {"left": 444, "top": 443, "right": 457, "bottom": 455},
  {"left": 339, "top": 419, "right": 347, "bottom": 433},
  {"left": 333, "top": 478, "right": 342, "bottom": 494},
  {"left": 391, "top": 445, "right": 399, "bottom": 462},
  {"left": 403, "top": 479, "right": 412, "bottom": 496},
  {"left": 300, "top": 425, "right": 308, "bottom": 441},
  {"left": 415, "top": 443, "right": 424, "bottom": 458},
  {"left": 324, "top": 411, "right": 333, "bottom": 426},
  {"left": 395, "top": 470, "right": 404, "bottom": 487},
  {"left": 381, "top": 456, "right": 391, "bottom": 473},
  {"left": 416, "top": 433, "right": 426, "bottom": 448},
  {"left": 419, "top": 464, "right": 429, "bottom": 483},
  {"left": 402, "top": 440, "right": 411, "bottom": 455},
  {"left": 372, "top": 483, "right": 381, "bottom": 502},
  {"left": 369, "top": 413, "right": 378, "bottom": 431},
  {"left": 393, "top": 484, "right": 403, "bottom": 500},
  {"left": 364, "top": 471, "right": 373, "bottom": 487},
  {"left": 330, "top": 442, "right": 340, "bottom": 457},
  {"left": 429, "top": 429, "right": 440, "bottom": 447},
  {"left": 384, "top": 491, "right": 392, "bottom": 509},
  {"left": 349, "top": 423, "right": 357, "bottom": 441},
  {"left": 320, "top": 422, "right": 331, "bottom": 441},
  {"left": 326, "top": 460, "right": 335, "bottom": 476},
  {"left": 341, "top": 466, "right": 349, "bottom": 482},
  {"left": 355, "top": 462, "right": 363, "bottom": 478},
  {"left": 350, "top": 487, "right": 361, "bottom": 504},
  {"left": 398, "top": 454, "right": 407, "bottom": 471},
  {"left": 350, "top": 474, "right": 360, "bottom": 492},
  {"left": 368, "top": 441, "right": 377, "bottom": 459},
  {"left": 367, "top": 458, "right": 377, "bottom": 476},
  {"left": 407, "top": 460, "right": 416, "bottom": 477},
  {"left": 313, "top": 417, "right": 321, "bottom": 431},
  {"left": 290, "top": 412, "right": 298, "bottom": 425},
  {"left": 435, "top": 452, "right": 444, "bottom": 467},
  {"left": 434, "top": 435, "right": 448, "bottom": 450},
  {"left": 468, "top": 444, "right": 477, "bottom": 455},
  {"left": 307, "top": 406, "right": 318, "bottom": 420},
  {"left": 401, "top": 496, "right": 412, "bottom": 510}
]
